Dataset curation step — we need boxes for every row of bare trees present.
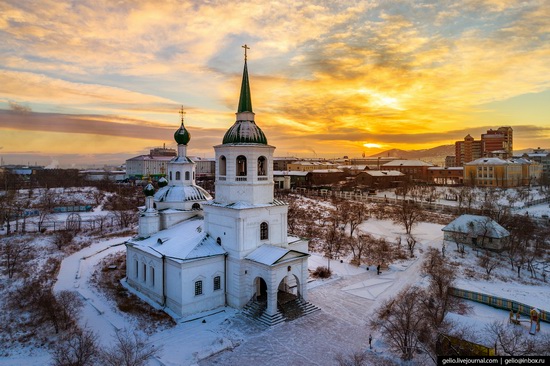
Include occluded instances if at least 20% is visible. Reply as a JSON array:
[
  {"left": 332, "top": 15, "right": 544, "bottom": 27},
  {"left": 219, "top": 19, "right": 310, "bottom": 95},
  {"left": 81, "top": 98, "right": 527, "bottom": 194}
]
[{"left": 370, "top": 248, "right": 461, "bottom": 362}]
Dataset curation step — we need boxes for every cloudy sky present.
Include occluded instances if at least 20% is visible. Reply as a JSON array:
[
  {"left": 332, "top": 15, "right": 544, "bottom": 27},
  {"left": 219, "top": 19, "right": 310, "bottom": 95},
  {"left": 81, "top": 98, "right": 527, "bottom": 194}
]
[{"left": 1, "top": 0, "right": 550, "bottom": 167}]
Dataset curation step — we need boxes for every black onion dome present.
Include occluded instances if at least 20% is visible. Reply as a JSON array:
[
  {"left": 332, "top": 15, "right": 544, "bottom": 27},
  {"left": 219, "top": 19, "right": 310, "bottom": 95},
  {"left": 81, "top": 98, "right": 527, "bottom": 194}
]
[
  {"left": 143, "top": 183, "right": 155, "bottom": 197},
  {"left": 174, "top": 122, "right": 190, "bottom": 145},
  {"left": 158, "top": 177, "right": 168, "bottom": 188}
]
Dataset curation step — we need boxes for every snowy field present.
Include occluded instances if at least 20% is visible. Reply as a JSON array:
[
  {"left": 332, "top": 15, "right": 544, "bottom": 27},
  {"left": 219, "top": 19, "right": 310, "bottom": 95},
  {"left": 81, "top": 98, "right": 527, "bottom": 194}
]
[{"left": 2, "top": 214, "right": 548, "bottom": 365}]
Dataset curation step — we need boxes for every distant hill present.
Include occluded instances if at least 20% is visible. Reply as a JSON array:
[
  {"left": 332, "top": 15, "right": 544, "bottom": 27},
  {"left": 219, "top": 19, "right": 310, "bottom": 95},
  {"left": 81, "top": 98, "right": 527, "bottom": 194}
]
[{"left": 369, "top": 145, "right": 455, "bottom": 166}]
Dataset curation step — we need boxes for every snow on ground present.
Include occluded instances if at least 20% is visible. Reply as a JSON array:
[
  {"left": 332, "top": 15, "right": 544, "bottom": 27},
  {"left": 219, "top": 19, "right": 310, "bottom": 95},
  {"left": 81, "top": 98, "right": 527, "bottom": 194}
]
[
  {"left": 53, "top": 236, "right": 133, "bottom": 344},
  {"left": 2, "top": 213, "right": 548, "bottom": 365}
]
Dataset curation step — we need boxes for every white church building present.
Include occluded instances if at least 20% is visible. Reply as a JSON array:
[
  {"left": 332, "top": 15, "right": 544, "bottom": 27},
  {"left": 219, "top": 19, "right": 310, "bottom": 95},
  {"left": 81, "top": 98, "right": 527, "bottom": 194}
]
[{"left": 125, "top": 51, "right": 315, "bottom": 325}]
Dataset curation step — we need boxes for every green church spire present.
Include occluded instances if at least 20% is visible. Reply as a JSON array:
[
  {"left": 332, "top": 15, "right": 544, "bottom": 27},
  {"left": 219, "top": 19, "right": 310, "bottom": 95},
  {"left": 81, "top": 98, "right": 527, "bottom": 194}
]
[{"left": 237, "top": 44, "right": 253, "bottom": 113}]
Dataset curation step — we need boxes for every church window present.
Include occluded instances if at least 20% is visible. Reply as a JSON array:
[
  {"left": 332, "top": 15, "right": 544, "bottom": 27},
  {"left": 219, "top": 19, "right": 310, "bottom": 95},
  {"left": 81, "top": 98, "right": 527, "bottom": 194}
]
[
  {"left": 258, "top": 156, "right": 267, "bottom": 176},
  {"left": 176, "top": 171, "right": 181, "bottom": 180},
  {"left": 135, "top": 260, "right": 139, "bottom": 278},
  {"left": 193, "top": 172, "right": 195, "bottom": 180},
  {"left": 214, "top": 276, "right": 221, "bottom": 291},
  {"left": 216, "top": 237, "right": 221, "bottom": 245},
  {"left": 219, "top": 156, "right": 226, "bottom": 175},
  {"left": 237, "top": 155, "right": 247, "bottom": 176},
  {"left": 260, "top": 222, "right": 268, "bottom": 240},
  {"left": 185, "top": 171, "right": 190, "bottom": 180},
  {"left": 143, "top": 263, "right": 147, "bottom": 282},
  {"left": 169, "top": 171, "right": 172, "bottom": 180},
  {"left": 150, "top": 267, "right": 155, "bottom": 286},
  {"left": 192, "top": 203, "right": 200, "bottom": 210},
  {"left": 195, "top": 280, "right": 203, "bottom": 296}
]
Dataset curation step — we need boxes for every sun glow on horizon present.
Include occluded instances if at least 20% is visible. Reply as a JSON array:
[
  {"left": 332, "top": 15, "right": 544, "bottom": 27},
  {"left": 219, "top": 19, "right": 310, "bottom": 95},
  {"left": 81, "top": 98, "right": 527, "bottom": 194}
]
[{"left": 363, "top": 143, "right": 383, "bottom": 149}]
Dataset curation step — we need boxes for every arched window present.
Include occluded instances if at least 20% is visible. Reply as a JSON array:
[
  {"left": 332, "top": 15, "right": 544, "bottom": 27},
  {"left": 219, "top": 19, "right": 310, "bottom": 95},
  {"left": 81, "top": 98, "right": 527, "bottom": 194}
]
[
  {"left": 192, "top": 203, "right": 200, "bottom": 210},
  {"left": 237, "top": 155, "right": 247, "bottom": 176},
  {"left": 169, "top": 171, "right": 172, "bottom": 180},
  {"left": 258, "top": 156, "right": 267, "bottom": 176},
  {"left": 219, "top": 156, "right": 226, "bottom": 175},
  {"left": 185, "top": 171, "right": 190, "bottom": 180},
  {"left": 175, "top": 171, "right": 181, "bottom": 180},
  {"left": 260, "top": 222, "right": 268, "bottom": 240}
]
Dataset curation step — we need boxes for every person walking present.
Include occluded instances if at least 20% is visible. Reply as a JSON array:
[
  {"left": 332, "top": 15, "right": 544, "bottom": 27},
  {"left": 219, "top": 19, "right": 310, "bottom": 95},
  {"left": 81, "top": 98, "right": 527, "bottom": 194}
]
[
  {"left": 376, "top": 264, "right": 381, "bottom": 275},
  {"left": 369, "top": 334, "right": 373, "bottom": 349}
]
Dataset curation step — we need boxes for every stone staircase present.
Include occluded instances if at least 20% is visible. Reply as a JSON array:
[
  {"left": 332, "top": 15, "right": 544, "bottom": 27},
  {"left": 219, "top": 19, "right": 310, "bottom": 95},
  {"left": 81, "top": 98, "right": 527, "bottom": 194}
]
[{"left": 241, "top": 295, "right": 320, "bottom": 326}]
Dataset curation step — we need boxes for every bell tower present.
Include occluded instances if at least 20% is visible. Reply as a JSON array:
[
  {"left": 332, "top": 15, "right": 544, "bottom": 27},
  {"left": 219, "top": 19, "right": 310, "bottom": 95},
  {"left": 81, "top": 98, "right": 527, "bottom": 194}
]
[{"left": 213, "top": 46, "right": 275, "bottom": 205}]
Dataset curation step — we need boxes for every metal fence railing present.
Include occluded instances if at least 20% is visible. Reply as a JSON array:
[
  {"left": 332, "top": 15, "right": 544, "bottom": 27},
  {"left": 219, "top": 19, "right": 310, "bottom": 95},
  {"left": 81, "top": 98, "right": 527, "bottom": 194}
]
[{"left": 450, "top": 287, "right": 549, "bottom": 324}]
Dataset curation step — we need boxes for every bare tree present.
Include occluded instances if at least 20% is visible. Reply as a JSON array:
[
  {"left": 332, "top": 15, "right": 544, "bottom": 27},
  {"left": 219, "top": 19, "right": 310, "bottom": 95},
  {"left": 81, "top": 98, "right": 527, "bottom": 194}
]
[
  {"left": 101, "top": 329, "right": 160, "bottom": 366},
  {"left": 340, "top": 201, "right": 368, "bottom": 238},
  {"left": 0, "top": 237, "right": 33, "bottom": 279},
  {"left": 487, "top": 321, "right": 550, "bottom": 356},
  {"left": 348, "top": 230, "right": 371, "bottom": 265},
  {"left": 477, "top": 250, "right": 499, "bottom": 280},
  {"left": 52, "top": 230, "right": 76, "bottom": 251},
  {"left": 51, "top": 326, "right": 99, "bottom": 366},
  {"left": 505, "top": 215, "right": 534, "bottom": 271},
  {"left": 322, "top": 215, "right": 344, "bottom": 270},
  {"left": 392, "top": 200, "right": 424, "bottom": 235},
  {"left": 421, "top": 248, "right": 459, "bottom": 327},
  {"left": 406, "top": 234, "right": 417, "bottom": 258},
  {"left": 371, "top": 286, "right": 426, "bottom": 361},
  {"left": 37, "top": 188, "right": 57, "bottom": 232}
]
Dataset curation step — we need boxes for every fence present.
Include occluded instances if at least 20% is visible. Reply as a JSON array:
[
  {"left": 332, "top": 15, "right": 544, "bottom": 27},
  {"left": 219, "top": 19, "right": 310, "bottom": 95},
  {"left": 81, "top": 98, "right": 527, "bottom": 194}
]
[
  {"left": 450, "top": 287, "right": 549, "bottom": 323},
  {"left": 4, "top": 215, "right": 133, "bottom": 234},
  {"left": 287, "top": 188, "right": 550, "bottom": 218}
]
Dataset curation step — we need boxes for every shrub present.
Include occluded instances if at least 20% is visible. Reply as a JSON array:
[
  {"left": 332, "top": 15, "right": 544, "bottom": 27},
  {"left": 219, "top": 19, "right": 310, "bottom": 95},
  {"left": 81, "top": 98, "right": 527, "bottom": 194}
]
[{"left": 312, "top": 266, "right": 332, "bottom": 279}]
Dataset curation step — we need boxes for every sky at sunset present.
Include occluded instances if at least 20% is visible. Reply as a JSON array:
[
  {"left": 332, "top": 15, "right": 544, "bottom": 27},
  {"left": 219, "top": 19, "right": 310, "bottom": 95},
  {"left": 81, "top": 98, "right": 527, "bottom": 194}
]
[{"left": 1, "top": 0, "right": 550, "bottom": 167}]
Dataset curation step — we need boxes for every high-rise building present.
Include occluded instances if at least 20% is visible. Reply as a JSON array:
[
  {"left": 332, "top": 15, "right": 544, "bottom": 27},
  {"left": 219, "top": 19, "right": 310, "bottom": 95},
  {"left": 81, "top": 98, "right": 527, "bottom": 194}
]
[{"left": 454, "top": 127, "right": 513, "bottom": 166}]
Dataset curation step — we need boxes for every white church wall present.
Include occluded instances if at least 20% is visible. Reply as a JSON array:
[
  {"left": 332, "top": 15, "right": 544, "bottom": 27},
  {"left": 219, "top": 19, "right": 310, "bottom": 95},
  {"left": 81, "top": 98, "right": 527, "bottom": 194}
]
[
  {"left": 165, "top": 260, "right": 183, "bottom": 314},
  {"left": 204, "top": 204, "right": 289, "bottom": 259},
  {"left": 178, "top": 256, "right": 225, "bottom": 316},
  {"left": 126, "top": 246, "right": 164, "bottom": 305},
  {"left": 159, "top": 210, "right": 199, "bottom": 230},
  {"left": 225, "top": 256, "right": 251, "bottom": 308}
]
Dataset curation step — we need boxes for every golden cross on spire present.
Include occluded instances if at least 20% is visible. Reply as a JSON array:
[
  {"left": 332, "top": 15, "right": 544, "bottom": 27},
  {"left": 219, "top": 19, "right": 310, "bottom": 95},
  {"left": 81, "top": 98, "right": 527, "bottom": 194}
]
[
  {"left": 179, "top": 105, "right": 186, "bottom": 124},
  {"left": 242, "top": 44, "right": 250, "bottom": 61}
]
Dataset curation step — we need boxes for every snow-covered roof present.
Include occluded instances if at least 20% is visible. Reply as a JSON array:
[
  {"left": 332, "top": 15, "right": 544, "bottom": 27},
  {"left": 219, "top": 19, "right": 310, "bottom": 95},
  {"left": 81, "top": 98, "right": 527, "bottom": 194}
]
[
  {"left": 170, "top": 156, "right": 194, "bottom": 164},
  {"left": 273, "top": 170, "right": 308, "bottom": 177},
  {"left": 245, "top": 244, "right": 308, "bottom": 266},
  {"left": 428, "top": 167, "right": 463, "bottom": 171},
  {"left": 206, "top": 199, "right": 287, "bottom": 209},
  {"left": 127, "top": 155, "right": 174, "bottom": 162},
  {"left": 127, "top": 217, "right": 225, "bottom": 261},
  {"left": 442, "top": 214, "right": 510, "bottom": 238},
  {"left": 382, "top": 160, "right": 433, "bottom": 167},
  {"left": 154, "top": 185, "right": 212, "bottom": 203},
  {"left": 308, "top": 169, "right": 343, "bottom": 173},
  {"left": 360, "top": 170, "right": 404, "bottom": 177},
  {"left": 465, "top": 157, "right": 508, "bottom": 165},
  {"left": 337, "top": 165, "right": 368, "bottom": 170}
]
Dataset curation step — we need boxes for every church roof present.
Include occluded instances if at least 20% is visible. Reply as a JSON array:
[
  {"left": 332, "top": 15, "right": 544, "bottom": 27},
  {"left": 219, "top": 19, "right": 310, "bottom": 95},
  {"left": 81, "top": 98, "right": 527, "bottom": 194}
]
[
  {"left": 222, "top": 53, "right": 268, "bottom": 145},
  {"left": 207, "top": 199, "right": 286, "bottom": 209},
  {"left": 154, "top": 185, "right": 212, "bottom": 203},
  {"left": 174, "top": 106, "right": 191, "bottom": 145},
  {"left": 128, "top": 217, "right": 225, "bottom": 261},
  {"left": 245, "top": 244, "right": 308, "bottom": 266},
  {"left": 238, "top": 59, "right": 253, "bottom": 113},
  {"left": 169, "top": 156, "right": 194, "bottom": 164},
  {"left": 222, "top": 120, "right": 268, "bottom": 145}
]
